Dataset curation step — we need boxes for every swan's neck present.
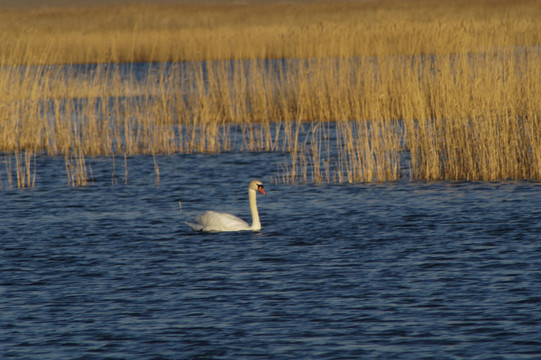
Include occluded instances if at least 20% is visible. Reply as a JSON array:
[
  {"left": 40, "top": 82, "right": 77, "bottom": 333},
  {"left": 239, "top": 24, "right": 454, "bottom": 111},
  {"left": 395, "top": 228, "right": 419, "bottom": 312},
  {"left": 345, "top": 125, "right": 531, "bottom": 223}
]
[{"left": 249, "top": 188, "right": 261, "bottom": 231}]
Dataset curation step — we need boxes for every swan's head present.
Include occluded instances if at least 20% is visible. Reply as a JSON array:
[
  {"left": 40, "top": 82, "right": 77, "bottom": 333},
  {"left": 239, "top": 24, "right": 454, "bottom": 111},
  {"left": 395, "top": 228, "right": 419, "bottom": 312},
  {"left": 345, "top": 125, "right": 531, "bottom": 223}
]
[{"left": 249, "top": 179, "right": 266, "bottom": 196}]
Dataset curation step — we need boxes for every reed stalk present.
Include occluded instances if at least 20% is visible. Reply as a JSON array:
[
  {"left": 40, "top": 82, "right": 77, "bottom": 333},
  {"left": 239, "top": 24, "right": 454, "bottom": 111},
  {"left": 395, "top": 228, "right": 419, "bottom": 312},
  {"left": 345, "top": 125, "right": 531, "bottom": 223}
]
[
  {"left": 0, "top": 150, "right": 37, "bottom": 189},
  {"left": 3, "top": 154, "right": 13, "bottom": 189}
]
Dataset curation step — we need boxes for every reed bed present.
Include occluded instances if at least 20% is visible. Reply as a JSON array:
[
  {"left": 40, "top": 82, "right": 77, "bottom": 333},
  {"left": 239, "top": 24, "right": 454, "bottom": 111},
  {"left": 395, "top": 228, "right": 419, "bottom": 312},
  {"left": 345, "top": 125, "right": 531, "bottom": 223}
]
[
  {"left": 0, "top": 0, "right": 540, "bottom": 187},
  {"left": 277, "top": 50, "right": 541, "bottom": 183},
  {"left": 1, "top": 0, "right": 540, "bottom": 64}
]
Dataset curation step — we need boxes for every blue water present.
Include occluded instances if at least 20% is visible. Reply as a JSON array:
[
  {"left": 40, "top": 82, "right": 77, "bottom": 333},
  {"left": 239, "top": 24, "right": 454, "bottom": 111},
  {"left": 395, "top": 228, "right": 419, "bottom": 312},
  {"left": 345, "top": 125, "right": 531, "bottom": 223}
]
[{"left": 2, "top": 152, "right": 541, "bottom": 359}]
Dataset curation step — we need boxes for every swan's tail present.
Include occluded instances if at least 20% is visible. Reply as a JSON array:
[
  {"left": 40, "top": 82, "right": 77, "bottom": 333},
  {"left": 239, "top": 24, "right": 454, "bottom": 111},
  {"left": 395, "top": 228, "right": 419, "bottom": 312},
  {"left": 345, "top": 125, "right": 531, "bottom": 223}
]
[
  {"left": 180, "top": 200, "right": 201, "bottom": 231},
  {"left": 185, "top": 221, "right": 203, "bottom": 231}
]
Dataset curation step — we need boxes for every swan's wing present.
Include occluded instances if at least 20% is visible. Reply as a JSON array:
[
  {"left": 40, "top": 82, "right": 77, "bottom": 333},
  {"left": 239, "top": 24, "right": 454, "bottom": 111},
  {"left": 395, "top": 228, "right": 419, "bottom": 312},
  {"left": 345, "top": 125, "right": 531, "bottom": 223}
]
[{"left": 189, "top": 210, "right": 250, "bottom": 232}]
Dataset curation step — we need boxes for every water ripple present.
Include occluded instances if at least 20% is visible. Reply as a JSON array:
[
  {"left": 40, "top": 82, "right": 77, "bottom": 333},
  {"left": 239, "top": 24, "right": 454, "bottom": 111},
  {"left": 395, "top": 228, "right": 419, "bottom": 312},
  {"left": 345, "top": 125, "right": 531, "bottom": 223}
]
[{"left": 1, "top": 155, "right": 541, "bottom": 359}]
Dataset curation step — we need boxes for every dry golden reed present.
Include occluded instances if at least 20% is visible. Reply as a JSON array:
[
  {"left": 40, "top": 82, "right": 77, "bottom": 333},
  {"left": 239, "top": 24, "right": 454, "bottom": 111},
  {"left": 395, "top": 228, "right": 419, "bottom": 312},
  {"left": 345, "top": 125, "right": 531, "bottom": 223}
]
[
  {"left": 0, "top": 0, "right": 540, "bottom": 186},
  {"left": 1, "top": 0, "right": 540, "bottom": 64}
]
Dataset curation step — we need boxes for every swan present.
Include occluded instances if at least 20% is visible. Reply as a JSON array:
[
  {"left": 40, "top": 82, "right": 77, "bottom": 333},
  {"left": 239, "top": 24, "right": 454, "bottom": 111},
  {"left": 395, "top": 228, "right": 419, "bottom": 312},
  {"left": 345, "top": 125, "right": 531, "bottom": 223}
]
[{"left": 186, "top": 179, "right": 266, "bottom": 232}]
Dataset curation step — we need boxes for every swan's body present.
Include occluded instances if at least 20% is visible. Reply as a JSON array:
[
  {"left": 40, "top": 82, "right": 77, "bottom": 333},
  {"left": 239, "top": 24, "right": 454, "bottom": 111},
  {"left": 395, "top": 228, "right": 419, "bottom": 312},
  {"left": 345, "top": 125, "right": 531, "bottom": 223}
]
[{"left": 186, "top": 180, "right": 266, "bottom": 232}]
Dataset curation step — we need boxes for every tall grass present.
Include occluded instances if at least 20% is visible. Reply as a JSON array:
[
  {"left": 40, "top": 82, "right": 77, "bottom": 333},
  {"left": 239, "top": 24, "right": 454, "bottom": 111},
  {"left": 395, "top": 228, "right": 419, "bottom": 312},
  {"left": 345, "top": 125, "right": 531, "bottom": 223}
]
[
  {"left": 277, "top": 51, "right": 541, "bottom": 183},
  {"left": 1, "top": 0, "right": 540, "bottom": 64},
  {"left": 0, "top": 0, "right": 540, "bottom": 186}
]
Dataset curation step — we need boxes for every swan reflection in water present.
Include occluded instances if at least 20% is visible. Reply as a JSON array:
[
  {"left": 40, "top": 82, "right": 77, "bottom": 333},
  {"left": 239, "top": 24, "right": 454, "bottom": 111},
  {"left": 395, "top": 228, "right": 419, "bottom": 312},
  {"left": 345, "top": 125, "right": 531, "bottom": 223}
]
[{"left": 186, "top": 179, "right": 266, "bottom": 232}]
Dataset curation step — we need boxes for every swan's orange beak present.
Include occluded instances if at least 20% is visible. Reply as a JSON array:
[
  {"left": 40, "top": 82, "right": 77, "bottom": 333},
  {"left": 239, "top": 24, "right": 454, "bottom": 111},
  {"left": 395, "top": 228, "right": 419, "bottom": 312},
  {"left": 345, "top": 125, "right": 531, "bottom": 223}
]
[{"left": 258, "top": 185, "right": 266, "bottom": 196}]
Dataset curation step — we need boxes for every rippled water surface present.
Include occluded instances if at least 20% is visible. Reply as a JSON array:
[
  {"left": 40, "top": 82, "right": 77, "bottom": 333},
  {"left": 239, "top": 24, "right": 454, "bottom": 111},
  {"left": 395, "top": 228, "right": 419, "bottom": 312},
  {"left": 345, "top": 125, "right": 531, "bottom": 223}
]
[{"left": 2, "top": 152, "right": 541, "bottom": 359}]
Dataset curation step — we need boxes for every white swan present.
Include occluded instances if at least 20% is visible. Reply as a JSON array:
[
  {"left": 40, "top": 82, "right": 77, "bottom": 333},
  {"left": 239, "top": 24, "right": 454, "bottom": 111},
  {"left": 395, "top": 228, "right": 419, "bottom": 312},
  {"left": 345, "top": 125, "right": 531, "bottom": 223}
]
[{"left": 186, "top": 179, "right": 266, "bottom": 232}]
